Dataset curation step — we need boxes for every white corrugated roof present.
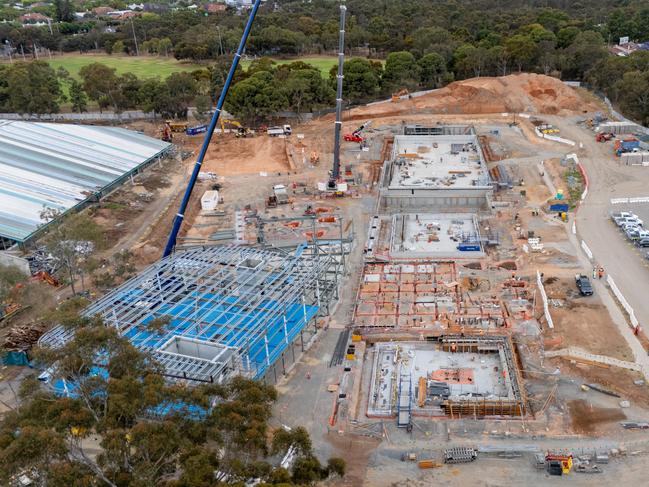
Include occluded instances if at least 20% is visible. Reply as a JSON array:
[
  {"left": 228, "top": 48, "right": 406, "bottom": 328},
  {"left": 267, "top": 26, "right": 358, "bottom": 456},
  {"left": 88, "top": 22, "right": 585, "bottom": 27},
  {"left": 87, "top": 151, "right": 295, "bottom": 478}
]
[{"left": 0, "top": 120, "right": 171, "bottom": 243}]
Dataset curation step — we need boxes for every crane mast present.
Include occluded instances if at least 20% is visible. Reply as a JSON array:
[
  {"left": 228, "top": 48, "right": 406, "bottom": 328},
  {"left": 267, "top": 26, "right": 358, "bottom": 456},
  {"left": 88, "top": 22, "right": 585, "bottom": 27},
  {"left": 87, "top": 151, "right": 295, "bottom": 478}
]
[{"left": 328, "top": 3, "right": 347, "bottom": 189}]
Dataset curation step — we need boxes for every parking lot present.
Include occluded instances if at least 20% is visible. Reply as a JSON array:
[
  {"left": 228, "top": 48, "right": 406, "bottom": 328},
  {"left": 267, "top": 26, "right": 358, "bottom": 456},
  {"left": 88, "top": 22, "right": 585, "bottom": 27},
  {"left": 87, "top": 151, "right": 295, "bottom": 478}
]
[{"left": 609, "top": 204, "right": 649, "bottom": 266}]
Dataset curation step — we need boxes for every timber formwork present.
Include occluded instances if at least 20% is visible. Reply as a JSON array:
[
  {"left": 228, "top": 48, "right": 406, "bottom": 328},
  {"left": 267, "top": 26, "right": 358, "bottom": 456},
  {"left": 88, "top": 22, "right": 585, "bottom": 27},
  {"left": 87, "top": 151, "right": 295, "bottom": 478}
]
[
  {"left": 353, "top": 262, "right": 509, "bottom": 329},
  {"left": 39, "top": 245, "right": 341, "bottom": 384},
  {"left": 439, "top": 335, "right": 527, "bottom": 417}
]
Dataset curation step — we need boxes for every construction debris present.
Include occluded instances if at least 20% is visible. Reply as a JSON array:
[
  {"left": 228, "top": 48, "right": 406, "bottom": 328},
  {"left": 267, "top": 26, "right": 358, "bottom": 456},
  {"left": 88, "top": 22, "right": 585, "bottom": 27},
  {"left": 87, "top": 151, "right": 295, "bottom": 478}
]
[{"left": 4, "top": 323, "right": 48, "bottom": 351}]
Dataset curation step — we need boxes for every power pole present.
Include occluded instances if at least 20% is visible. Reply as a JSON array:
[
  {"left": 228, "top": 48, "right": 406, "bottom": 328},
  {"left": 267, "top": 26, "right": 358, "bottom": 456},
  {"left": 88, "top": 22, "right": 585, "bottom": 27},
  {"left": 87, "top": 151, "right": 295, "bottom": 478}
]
[{"left": 131, "top": 18, "right": 140, "bottom": 56}]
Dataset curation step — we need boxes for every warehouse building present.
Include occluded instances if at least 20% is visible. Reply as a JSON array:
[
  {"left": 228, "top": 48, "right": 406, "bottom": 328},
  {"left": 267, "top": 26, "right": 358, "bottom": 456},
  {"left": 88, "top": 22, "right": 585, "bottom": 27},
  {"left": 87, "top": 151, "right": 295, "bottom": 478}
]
[{"left": 0, "top": 120, "right": 171, "bottom": 249}]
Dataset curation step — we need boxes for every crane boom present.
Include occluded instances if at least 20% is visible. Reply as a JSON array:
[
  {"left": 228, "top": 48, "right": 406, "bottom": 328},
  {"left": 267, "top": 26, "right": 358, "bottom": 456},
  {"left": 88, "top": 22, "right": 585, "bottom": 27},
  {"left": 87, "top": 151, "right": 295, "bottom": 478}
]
[{"left": 162, "top": 0, "right": 263, "bottom": 257}]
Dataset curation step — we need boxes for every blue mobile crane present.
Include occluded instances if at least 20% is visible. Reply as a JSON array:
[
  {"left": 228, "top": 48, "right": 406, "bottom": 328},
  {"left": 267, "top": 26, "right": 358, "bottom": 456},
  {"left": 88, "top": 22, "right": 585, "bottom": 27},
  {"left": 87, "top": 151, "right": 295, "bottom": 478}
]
[{"left": 162, "top": 0, "right": 263, "bottom": 257}]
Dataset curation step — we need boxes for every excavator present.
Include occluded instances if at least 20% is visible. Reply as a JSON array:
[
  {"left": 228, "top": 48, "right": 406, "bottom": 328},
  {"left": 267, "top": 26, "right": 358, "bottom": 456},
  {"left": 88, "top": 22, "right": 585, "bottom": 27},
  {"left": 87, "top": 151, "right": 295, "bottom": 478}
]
[
  {"left": 220, "top": 118, "right": 253, "bottom": 138},
  {"left": 343, "top": 120, "right": 372, "bottom": 143},
  {"left": 391, "top": 88, "right": 409, "bottom": 102}
]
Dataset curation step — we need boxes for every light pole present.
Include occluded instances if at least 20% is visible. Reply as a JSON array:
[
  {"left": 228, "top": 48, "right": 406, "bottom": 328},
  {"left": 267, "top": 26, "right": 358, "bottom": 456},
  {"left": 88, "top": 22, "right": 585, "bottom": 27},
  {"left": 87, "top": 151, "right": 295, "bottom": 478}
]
[{"left": 5, "top": 40, "right": 13, "bottom": 63}]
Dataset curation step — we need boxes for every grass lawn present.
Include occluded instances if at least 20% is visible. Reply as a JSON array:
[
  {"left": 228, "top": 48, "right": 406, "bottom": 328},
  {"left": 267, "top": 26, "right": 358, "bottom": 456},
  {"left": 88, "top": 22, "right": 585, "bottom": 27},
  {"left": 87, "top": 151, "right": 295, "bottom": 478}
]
[
  {"left": 30, "top": 54, "right": 373, "bottom": 79},
  {"left": 45, "top": 54, "right": 203, "bottom": 80},
  {"left": 241, "top": 56, "right": 339, "bottom": 76}
]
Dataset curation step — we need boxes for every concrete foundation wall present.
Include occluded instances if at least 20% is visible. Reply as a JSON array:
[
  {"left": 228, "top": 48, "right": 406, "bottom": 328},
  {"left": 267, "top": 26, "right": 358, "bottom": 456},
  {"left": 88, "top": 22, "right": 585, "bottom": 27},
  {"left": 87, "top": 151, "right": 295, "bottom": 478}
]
[{"left": 379, "top": 189, "right": 491, "bottom": 213}]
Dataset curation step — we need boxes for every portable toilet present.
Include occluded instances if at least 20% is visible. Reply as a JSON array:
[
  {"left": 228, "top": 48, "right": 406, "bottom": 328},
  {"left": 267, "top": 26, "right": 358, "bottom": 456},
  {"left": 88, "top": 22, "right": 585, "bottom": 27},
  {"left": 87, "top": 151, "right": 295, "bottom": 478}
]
[{"left": 201, "top": 190, "right": 220, "bottom": 211}]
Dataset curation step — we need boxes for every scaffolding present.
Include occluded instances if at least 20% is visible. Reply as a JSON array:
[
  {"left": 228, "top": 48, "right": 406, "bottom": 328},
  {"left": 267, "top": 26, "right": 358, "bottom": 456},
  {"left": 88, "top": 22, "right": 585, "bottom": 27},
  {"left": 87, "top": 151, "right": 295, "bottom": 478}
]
[{"left": 39, "top": 245, "right": 340, "bottom": 383}]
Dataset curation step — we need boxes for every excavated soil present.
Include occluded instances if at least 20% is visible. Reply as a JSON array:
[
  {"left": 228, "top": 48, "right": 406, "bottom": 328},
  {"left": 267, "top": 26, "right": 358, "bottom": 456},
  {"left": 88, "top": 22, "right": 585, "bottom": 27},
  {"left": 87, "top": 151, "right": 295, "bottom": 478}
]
[
  {"left": 352, "top": 73, "right": 599, "bottom": 119},
  {"left": 199, "top": 135, "right": 291, "bottom": 176}
]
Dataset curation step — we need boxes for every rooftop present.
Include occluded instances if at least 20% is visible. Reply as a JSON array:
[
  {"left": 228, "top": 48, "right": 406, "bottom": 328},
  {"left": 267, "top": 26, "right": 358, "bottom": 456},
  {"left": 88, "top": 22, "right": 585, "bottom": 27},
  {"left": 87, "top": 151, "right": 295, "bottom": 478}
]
[
  {"left": 0, "top": 120, "right": 171, "bottom": 244},
  {"left": 387, "top": 134, "right": 490, "bottom": 190}
]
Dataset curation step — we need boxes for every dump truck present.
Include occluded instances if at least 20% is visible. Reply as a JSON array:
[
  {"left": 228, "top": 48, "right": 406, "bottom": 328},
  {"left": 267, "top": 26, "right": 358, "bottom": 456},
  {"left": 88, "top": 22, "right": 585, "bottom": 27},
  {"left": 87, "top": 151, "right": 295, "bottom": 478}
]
[
  {"left": 165, "top": 120, "right": 188, "bottom": 132},
  {"left": 271, "top": 185, "right": 289, "bottom": 205},
  {"left": 267, "top": 125, "right": 292, "bottom": 137},
  {"left": 575, "top": 274, "right": 593, "bottom": 296}
]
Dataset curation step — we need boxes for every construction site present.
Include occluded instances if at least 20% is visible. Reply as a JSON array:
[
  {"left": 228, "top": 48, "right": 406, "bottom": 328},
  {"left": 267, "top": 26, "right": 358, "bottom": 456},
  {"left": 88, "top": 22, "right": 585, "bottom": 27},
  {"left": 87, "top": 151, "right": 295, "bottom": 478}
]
[{"left": 4, "top": 51, "right": 649, "bottom": 484}]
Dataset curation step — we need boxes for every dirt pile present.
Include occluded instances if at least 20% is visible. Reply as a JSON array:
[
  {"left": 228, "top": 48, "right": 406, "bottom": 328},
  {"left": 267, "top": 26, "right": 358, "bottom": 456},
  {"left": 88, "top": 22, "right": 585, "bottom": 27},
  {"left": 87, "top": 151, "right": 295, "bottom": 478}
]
[
  {"left": 200, "top": 135, "right": 290, "bottom": 176},
  {"left": 416, "top": 73, "right": 595, "bottom": 115},
  {"left": 353, "top": 73, "right": 598, "bottom": 118}
]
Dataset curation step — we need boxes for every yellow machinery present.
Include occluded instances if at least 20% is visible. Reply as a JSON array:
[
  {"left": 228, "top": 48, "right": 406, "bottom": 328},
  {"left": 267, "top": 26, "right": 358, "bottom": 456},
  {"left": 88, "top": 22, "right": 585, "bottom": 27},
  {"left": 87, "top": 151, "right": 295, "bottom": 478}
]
[
  {"left": 546, "top": 454, "right": 573, "bottom": 474},
  {"left": 220, "top": 118, "right": 253, "bottom": 137},
  {"left": 165, "top": 120, "right": 188, "bottom": 132},
  {"left": 391, "top": 88, "right": 409, "bottom": 102}
]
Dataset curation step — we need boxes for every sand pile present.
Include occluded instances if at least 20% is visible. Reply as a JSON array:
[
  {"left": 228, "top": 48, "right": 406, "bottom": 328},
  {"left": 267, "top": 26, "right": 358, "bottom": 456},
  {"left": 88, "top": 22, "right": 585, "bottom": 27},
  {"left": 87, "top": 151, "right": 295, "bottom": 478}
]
[{"left": 416, "top": 73, "right": 593, "bottom": 115}]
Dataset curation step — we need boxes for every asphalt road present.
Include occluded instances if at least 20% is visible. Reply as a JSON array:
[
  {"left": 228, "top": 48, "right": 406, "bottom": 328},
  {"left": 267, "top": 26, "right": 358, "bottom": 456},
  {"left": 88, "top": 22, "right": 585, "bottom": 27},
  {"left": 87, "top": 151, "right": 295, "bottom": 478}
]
[{"left": 548, "top": 115, "right": 649, "bottom": 358}]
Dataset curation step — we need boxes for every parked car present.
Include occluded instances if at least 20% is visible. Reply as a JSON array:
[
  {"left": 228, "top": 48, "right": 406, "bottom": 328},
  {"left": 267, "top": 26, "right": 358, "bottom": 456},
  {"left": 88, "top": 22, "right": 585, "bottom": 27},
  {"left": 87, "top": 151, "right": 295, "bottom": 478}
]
[
  {"left": 618, "top": 217, "right": 643, "bottom": 227},
  {"left": 639, "top": 239, "right": 649, "bottom": 247},
  {"left": 626, "top": 229, "right": 641, "bottom": 240},
  {"left": 575, "top": 274, "right": 594, "bottom": 296}
]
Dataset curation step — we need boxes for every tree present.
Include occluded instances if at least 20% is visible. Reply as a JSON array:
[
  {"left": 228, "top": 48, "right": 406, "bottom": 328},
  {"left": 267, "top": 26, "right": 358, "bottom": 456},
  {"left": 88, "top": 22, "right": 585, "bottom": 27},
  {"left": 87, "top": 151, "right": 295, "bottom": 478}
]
[
  {"left": 53, "top": 0, "right": 74, "bottom": 22},
  {"left": 505, "top": 34, "right": 537, "bottom": 72},
  {"left": 0, "top": 309, "right": 344, "bottom": 486},
  {"left": 165, "top": 72, "right": 196, "bottom": 118},
  {"left": 138, "top": 78, "right": 172, "bottom": 117},
  {"left": 226, "top": 71, "right": 287, "bottom": 125},
  {"left": 79, "top": 63, "right": 141, "bottom": 113},
  {"left": 489, "top": 45, "right": 509, "bottom": 76},
  {"left": 381, "top": 51, "right": 420, "bottom": 93},
  {"left": 334, "top": 57, "right": 381, "bottom": 103},
  {"left": 537, "top": 39, "right": 557, "bottom": 75},
  {"left": 194, "top": 94, "right": 212, "bottom": 121},
  {"left": 4, "top": 62, "right": 63, "bottom": 114},
  {"left": 327, "top": 457, "right": 346, "bottom": 478},
  {"left": 112, "top": 40, "right": 125, "bottom": 55},
  {"left": 409, "top": 27, "right": 453, "bottom": 58},
  {"left": 454, "top": 44, "right": 489, "bottom": 78},
  {"left": 418, "top": 52, "right": 449, "bottom": 88},
  {"left": 557, "top": 26, "right": 580, "bottom": 49},
  {"left": 69, "top": 80, "right": 88, "bottom": 113},
  {"left": 563, "top": 30, "right": 607, "bottom": 79},
  {"left": 615, "top": 70, "right": 649, "bottom": 125},
  {"left": 158, "top": 37, "right": 172, "bottom": 57},
  {"left": 40, "top": 209, "right": 104, "bottom": 295}
]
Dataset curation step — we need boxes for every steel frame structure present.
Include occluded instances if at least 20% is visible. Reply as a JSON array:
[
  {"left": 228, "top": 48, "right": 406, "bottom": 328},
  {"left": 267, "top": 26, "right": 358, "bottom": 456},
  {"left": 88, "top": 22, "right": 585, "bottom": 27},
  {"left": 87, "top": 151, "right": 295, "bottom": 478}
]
[{"left": 40, "top": 245, "right": 339, "bottom": 383}]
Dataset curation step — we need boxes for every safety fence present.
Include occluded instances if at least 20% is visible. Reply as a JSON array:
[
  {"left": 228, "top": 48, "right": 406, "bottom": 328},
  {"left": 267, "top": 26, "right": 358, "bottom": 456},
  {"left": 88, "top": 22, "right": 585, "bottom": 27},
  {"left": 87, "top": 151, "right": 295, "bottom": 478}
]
[{"left": 536, "top": 270, "right": 554, "bottom": 329}]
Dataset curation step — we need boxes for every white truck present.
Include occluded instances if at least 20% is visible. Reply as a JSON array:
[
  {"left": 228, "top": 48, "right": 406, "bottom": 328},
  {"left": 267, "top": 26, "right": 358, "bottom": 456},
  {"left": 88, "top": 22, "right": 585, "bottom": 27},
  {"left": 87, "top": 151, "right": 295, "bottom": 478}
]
[
  {"left": 267, "top": 125, "right": 292, "bottom": 137},
  {"left": 273, "top": 184, "right": 289, "bottom": 204}
]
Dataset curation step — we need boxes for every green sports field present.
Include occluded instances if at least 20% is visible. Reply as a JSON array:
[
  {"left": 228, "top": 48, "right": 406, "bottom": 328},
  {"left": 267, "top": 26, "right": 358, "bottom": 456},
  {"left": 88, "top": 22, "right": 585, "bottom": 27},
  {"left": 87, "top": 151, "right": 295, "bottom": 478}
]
[
  {"left": 41, "top": 54, "right": 368, "bottom": 80},
  {"left": 45, "top": 54, "right": 202, "bottom": 79},
  {"left": 241, "top": 56, "right": 339, "bottom": 76}
]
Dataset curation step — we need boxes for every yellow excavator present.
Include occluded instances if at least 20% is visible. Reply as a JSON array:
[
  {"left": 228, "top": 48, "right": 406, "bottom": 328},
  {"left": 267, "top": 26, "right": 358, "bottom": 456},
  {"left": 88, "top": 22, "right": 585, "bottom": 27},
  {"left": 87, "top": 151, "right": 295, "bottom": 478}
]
[{"left": 220, "top": 118, "right": 253, "bottom": 138}]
